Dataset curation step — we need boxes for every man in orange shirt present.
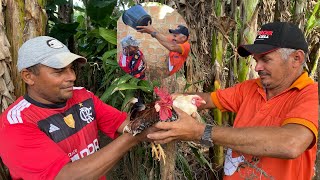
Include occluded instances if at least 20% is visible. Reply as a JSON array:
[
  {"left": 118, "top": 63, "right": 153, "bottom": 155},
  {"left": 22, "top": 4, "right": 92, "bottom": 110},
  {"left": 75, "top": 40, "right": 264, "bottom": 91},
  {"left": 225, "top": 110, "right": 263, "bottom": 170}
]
[
  {"left": 137, "top": 24, "right": 190, "bottom": 76},
  {"left": 147, "top": 22, "right": 318, "bottom": 179}
]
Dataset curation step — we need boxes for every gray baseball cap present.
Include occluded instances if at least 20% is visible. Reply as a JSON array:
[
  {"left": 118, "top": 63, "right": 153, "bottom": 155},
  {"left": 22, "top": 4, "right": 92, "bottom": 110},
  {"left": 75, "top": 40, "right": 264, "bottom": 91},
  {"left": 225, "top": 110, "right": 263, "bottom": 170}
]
[
  {"left": 17, "top": 36, "right": 87, "bottom": 72},
  {"left": 120, "top": 35, "right": 140, "bottom": 48}
]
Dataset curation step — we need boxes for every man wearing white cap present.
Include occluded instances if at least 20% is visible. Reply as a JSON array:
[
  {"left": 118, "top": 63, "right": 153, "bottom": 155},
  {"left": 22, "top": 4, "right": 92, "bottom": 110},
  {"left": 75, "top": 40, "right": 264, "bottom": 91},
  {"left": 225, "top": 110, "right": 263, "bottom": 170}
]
[{"left": 0, "top": 36, "right": 152, "bottom": 180}]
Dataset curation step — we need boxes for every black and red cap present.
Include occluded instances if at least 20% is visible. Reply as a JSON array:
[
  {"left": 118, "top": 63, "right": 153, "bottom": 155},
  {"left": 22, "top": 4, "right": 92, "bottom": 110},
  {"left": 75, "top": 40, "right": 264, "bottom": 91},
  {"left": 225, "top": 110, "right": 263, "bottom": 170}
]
[
  {"left": 169, "top": 25, "right": 189, "bottom": 37},
  {"left": 237, "top": 22, "right": 308, "bottom": 57}
]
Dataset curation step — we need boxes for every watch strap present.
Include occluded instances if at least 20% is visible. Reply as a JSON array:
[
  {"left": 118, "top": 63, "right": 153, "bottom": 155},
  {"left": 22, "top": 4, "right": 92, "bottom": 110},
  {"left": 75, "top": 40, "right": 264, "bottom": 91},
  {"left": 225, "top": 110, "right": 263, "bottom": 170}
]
[
  {"left": 151, "top": 31, "right": 157, "bottom": 38},
  {"left": 200, "top": 124, "right": 214, "bottom": 147}
]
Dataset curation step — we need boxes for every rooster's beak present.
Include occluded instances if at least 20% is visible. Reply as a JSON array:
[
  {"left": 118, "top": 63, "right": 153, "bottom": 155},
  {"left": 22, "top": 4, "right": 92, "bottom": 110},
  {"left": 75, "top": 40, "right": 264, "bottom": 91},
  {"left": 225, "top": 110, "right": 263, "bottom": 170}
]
[{"left": 154, "top": 103, "right": 161, "bottom": 112}]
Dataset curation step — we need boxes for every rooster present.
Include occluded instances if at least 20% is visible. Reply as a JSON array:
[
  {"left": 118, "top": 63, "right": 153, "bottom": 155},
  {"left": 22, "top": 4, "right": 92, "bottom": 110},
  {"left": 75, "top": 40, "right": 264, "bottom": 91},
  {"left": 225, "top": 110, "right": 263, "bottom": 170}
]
[{"left": 124, "top": 87, "right": 206, "bottom": 163}]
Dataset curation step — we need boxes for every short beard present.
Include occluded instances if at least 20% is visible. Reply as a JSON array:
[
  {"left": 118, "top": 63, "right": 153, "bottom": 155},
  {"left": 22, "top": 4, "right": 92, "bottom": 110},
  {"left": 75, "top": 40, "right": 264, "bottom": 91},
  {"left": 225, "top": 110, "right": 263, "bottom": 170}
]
[{"left": 262, "top": 82, "right": 271, "bottom": 89}]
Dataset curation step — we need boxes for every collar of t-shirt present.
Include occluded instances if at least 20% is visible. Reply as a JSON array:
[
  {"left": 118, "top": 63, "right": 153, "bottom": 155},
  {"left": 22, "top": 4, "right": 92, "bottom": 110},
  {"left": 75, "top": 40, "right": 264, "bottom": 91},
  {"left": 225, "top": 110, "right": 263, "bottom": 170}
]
[{"left": 24, "top": 94, "right": 66, "bottom": 109}]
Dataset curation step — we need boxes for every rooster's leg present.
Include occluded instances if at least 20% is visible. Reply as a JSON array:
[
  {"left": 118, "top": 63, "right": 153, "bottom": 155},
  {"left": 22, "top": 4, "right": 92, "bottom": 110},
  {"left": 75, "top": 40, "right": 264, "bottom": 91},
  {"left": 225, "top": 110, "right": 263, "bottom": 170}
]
[
  {"left": 151, "top": 142, "right": 166, "bottom": 164},
  {"left": 151, "top": 142, "right": 159, "bottom": 160},
  {"left": 157, "top": 144, "right": 166, "bottom": 164}
]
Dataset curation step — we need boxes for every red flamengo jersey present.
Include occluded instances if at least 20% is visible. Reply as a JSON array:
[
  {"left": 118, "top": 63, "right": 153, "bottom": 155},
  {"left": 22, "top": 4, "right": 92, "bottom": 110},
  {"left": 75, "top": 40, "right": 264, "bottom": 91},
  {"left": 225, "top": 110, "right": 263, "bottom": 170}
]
[{"left": 0, "top": 87, "right": 127, "bottom": 180}]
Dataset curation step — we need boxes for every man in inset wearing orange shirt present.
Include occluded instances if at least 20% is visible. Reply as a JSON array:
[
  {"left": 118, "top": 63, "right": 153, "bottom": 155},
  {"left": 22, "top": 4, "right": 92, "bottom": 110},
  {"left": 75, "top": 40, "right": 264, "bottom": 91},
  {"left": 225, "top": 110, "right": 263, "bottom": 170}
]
[
  {"left": 147, "top": 22, "right": 318, "bottom": 180},
  {"left": 137, "top": 24, "right": 190, "bottom": 76}
]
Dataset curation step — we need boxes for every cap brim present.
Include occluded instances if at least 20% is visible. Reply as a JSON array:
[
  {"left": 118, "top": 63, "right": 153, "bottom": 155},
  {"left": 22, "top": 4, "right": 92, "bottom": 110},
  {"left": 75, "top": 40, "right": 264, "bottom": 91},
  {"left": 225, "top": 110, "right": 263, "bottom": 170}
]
[
  {"left": 41, "top": 52, "right": 87, "bottom": 69},
  {"left": 169, "top": 29, "right": 179, "bottom": 34},
  {"left": 237, "top": 44, "right": 279, "bottom": 57}
]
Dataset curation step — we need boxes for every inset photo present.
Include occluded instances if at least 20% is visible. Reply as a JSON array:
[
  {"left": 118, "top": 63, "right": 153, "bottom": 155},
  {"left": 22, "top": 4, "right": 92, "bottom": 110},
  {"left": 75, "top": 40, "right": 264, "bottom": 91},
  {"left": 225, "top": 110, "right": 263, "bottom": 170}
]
[{"left": 117, "top": 3, "right": 191, "bottom": 81}]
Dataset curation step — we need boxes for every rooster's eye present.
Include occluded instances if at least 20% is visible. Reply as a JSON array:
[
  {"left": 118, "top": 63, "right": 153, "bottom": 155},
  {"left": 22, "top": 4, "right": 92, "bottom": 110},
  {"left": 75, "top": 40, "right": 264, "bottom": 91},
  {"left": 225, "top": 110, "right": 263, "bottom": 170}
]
[{"left": 191, "top": 99, "right": 196, "bottom": 105}]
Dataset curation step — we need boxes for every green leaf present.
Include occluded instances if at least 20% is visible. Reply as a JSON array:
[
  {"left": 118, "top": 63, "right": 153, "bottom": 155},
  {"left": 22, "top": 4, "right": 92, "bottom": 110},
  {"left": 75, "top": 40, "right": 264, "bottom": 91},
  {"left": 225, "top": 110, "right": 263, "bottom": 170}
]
[
  {"left": 117, "top": 74, "right": 133, "bottom": 84},
  {"left": 138, "top": 80, "right": 154, "bottom": 92},
  {"left": 188, "top": 142, "right": 215, "bottom": 173},
  {"left": 105, "top": 58, "right": 118, "bottom": 66},
  {"left": 86, "top": 0, "right": 117, "bottom": 24},
  {"left": 121, "top": 90, "right": 136, "bottom": 112},
  {"left": 87, "top": 29, "right": 101, "bottom": 38},
  {"left": 100, "top": 84, "right": 117, "bottom": 102},
  {"left": 99, "top": 28, "right": 117, "bottom": 45},
  {"left": 305, "top": 1, "right": 320, "bottom": 36},
  {"left": 113, "top": 84, "right": 142, "bottom": 92},
  {"left": 102, "top": 49, "right": 118, "bottom": 62},
  {"left": 94, "top": 42, "right": 107, "bottom": 56},
  {"left": 48, "top": 22, "right": 80, "bottom": 44},
  {"left": 176, "top": 153, "right": 193, "bottom": 180},
  {"left": 129, "top": 77, "right": 141, "bottom": 85}
]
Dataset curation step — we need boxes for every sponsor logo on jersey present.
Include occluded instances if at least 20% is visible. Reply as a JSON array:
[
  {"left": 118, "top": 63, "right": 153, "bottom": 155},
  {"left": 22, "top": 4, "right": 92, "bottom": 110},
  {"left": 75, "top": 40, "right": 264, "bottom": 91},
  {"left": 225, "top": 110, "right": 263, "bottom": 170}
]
[
  {"left": 64, "top": 114, "right": 75, "bottom": 128},
  {"left": 48, "top": 124, "right": 60, "bottom": 133},
  {"left": 80, "top": 106, "right": 94, "bottom": 124},
  {"left": 69, "top": 138, "right": 100, "bottom": 162}
]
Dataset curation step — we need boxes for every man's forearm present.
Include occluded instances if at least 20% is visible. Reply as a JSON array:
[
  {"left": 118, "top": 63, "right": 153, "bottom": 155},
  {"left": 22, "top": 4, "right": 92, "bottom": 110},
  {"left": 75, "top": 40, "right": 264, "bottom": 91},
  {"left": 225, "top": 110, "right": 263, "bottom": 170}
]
[
  {"left": 153, "top": 32, "right": 182, "bottom": 53},
  {"left": 211, "top": 124, "right": 313, "bottom": 159},
  {"left": 55, "top": 133, "right": 138, "bottom": 180}
]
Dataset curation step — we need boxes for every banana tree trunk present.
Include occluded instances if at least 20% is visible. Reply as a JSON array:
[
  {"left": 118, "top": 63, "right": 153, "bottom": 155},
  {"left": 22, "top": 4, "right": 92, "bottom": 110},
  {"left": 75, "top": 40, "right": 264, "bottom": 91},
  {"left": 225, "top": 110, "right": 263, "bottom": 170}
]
[
  {"left": 211, "top": 0, "right": 225, "bottom": 172},
  {"left": 0, "top": 0, "right": 14, "bottom": 178},
  {"left": 160, "top": 142, "right": 175, "bottom": 180},
  {"left": 5, "top": 0, "right": 47, "bottom": 98},
  {"left": 315, "top": 60, "right": 320, "bottom": 179},
  {"left": 293, "top": 0, "right": 306, "bottom": 28},
  {"left": 238, "top": 0, "right": 259, "bottom": 82},
  {"left": 160, "top": 75, "right": 187, "bottom": 180},
  {"left": 0, "top": 0, "right": 14, "bottom": 113}
]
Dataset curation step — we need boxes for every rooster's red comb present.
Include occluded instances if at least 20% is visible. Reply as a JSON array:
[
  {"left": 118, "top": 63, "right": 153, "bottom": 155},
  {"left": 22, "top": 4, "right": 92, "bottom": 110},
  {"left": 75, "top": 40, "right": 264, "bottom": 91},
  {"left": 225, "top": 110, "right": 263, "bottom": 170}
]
[
  {"left": 154, "top": 87, "right": 170, "bottom": 99},
  {"left": 154, "top": 87, "right": 173, "bottom": 120}
]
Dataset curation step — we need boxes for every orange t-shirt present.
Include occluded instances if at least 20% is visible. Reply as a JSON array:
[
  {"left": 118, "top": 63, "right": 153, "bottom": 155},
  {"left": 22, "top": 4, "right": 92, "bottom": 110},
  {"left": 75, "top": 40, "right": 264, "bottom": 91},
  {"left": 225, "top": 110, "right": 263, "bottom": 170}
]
[
  {"left": 211, "top": 72, "right": 318, "bottom": 180},
  {"left": 168, "top": 41, "right": 190, "bottom": 75}
]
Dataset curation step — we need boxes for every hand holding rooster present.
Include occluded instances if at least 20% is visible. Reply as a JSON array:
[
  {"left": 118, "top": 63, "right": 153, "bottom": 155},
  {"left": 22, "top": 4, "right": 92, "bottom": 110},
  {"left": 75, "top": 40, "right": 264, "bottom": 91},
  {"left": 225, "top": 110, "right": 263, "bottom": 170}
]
[
  {"left": 147, "top": 106, "right": 206, "bottom": 144},
  {"left": 124, "top": 87, "right": 207, "bottom": 164}
]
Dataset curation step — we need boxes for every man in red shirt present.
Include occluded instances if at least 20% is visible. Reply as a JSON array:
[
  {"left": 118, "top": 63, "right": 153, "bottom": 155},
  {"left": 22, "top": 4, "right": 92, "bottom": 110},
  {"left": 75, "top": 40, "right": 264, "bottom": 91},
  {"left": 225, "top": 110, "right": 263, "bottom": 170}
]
[
  {"left": 137, "top": 24, "right": 190, "bottom": 76},
  {"left": 0, "top": 36, "right": 153, "bottom": 180},
  {"left": 147, "top": 22, "right": 318, "bottom": 179},
  {"left": 119, "top": 35, "right": 147, "bottom": 79}
]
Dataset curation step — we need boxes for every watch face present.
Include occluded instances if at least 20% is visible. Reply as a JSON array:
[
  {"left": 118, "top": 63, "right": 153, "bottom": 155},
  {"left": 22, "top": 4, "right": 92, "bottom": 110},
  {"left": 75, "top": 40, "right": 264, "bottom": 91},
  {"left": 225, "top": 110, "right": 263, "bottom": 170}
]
[{"left": 201, "top": 140, "right": 214, "bottom": 147}]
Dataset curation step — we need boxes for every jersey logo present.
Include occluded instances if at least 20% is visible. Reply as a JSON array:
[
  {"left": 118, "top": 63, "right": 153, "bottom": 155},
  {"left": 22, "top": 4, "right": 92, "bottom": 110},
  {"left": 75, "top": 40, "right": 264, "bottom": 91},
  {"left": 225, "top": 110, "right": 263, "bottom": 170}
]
[
  {"left": 37, "top": 98, "right": 96, "bottom": 143},
  {"left": 64, "top": 114, "right": 75, "bottom": 128},
  {"left": 49, "top": 124, "right": 60, "bottom": 133},
  {"left": 7, "top": 99, "right": 31, "bottom": 124},
  {"left": 80, "top": 106, "right": 94, "bottom": 124}
]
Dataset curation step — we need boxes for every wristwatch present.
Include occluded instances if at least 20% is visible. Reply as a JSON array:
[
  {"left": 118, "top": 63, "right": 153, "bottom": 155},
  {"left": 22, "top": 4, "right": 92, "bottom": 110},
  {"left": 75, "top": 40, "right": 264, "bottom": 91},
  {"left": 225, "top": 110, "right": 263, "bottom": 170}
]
[
  {"left": 151, "top": 31, "right": 158, "bottom": 38},
  {"left": 200, "top": 124, "right": 214, "bottom": 147}
]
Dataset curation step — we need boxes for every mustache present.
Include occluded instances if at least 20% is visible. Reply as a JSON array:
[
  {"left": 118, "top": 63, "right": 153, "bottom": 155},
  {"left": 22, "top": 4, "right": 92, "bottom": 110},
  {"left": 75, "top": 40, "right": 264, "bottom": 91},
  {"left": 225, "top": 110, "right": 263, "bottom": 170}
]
[{"left": 258, "top": 71, "right": 270, "bottom": 76}]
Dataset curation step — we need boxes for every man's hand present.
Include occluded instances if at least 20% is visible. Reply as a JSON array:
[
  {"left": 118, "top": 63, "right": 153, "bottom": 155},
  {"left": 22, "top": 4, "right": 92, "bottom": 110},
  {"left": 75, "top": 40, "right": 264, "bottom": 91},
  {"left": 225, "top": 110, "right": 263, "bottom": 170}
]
[
  {"left": 137, "top": 21, "right": 156, "bottom": 34},
  {"left": 134, "top": 126, "right": 160, "bottom": 142},
  {"left": 147, "top": 106, "right": 206, "bottom": 144}
]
